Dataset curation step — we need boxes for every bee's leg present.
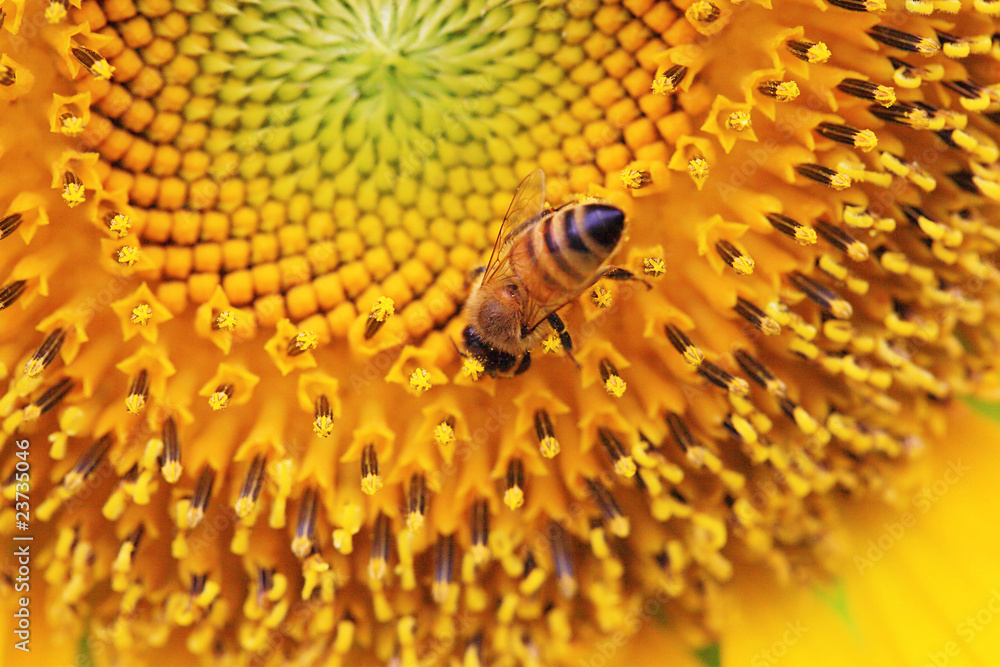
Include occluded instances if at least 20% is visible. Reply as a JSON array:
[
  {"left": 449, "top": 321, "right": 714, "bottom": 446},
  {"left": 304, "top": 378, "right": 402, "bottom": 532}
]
[
  {"left": 546, "top": 313, "right": 581, "bottom": 369},
  {"left": 593, "top": 266, "right": 653, "bottom": 290},
  {"left": 514, "top": 352, "right": 532, "bottom": 375}
]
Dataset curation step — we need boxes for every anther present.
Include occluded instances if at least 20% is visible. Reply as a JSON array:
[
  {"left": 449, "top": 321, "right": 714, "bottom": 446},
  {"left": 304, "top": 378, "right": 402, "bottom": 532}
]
[
  {"left": 686, "top": 1, "right": 720, "bottom": 22},
  {"left": 815, "top": 220, "right": 869, "bottom": 261},
  {"left": 369, "top": 513, "right": 391, "bottom": 580},
  {"left": 406, "top": 473, "right": 427, "bottom": 532},
  {"left": 24, "top": 378, "right": 74, "bottom": 420},
  {"left": 0, "top": 280, "right": 27, "bottom": 310},
  {"left": 534, "top": 410, "right": 560, "bottom": 458},
  {"left": 208, "top": 384, "right": 233, "bottom": 411},
  {"left": 598, "top": 427, "right": 636, "bottom": 477},
  {"left": 313, "top": 395, "right": 334, "bottom": 437},
  {"left": 697, "top": 360, "right": 750, "bottom": 396},
  {"left": 837, "top": 78, "right": 896, "bottom": 107},
  {"left": 470, "top": 499, "right": 490, "bottom": 564},
  {"left": 187, "top": 466, "right": 216, "bottom": 528},
  {"left": 235, "top": 454, "right": 266, "bottom": 518},
  {"left": 62, "top": 171, "right": 85, "bottom": 207},
  {"left": 287, "top": 331, "right": 318, "bottom": 356},
  {"left": 643, "top": 257, "right": 666, "bottom": 277},
  {"left": 365, "top": 297, "right": 394, "bottom": 339},
  {"left": 160, "top": 416, "right": 181, "bottom": 483},
  {"left": 688, "top": 155, "right": 710, "bottom": 186},
  {"left": 59, "top": 112, "right": 84, "bottom": 135},
  {"left": 651, "top": 65, "right": 687, "bottom": 95},
  {"left": 942, "top": 79, "right": 990, "bottom": 110},
  {"left": 106, "top": 212, "right": 131, "bottom": 237},
  {"left": 45, "top": 0, "right": 68, "bottom": 23},
  {"left": 787, "top": 39, "right": 831, "bottom": 64},
  {"left": 758, "top": 80, "right": 800, "bottom": 102},
  {"left": 0, "top": 65, "right": 13, "bottom": 86},
  {"left": 665, "top": 413, "right": 700, "bottom": 453},
  {"left": 71, "top": 46, "right": 114, "bottom": 80},
  {"left": 64, "top": 433, "right": 113, "bottom": 493},
  {"left": 726, "top": 111, "right": 752, "bottom": 132},
  {"left": 734, "top": 297, "right": 781, "bottom": 336},
  {"left": 0, "top": 213, "right": 22, "bottom": 240},
  {"left": 130, "top": 304, "right": 152, "bottom": 326},
  {"left": 789, "top": 272, "right": 853, "bottom": 319},
  {"left": 827, "top": 0, "right": 886, "bottom": 11},
  {"left": 433, "top": 534, "right": 456, "bottom": 603},
  {"left": 585, "top": 479, "right": 629, "bottom": 537},
  {"left": 868, "top": 102, "right": 932, "bottom": 129},
  {"left": 815, "top": 122, "right": 878, "bottom": 152},
  {"left": 868, "top": 25, "right": 939, "bottom": 54},
  {"left": 733, "top": 350, "right": 786, "bottom": 396},
  {"left": 765, "top": 213, "right": 818, "bottom": 245},
  {"left": 292, "top": 487, "right": 318, "bottom": 559},
  {"left": 715, "top": 239, "right": 755, "bottom": 274},
  {"left": 125, "top": 369, "right": 149, "bottom": 414},
  {"left": 25, "top": 328, "right": 66, "bottom": 377},
  {"left": 117, "top": 246, "right": 140, "bottom": 267},
  {"left": 549, "top": 522, "right": 577, "bottom": 598},
  {"left": 505, "top": 459, "right": 525, "bottom": 510},
  {"left": 663, "top": 324, "right": 704, "bottom": 365},
  {"left": 934, "top": 30, "right": 970, "bottom": 58},
  {"left": 360, "top": 444, "right": 382, "bottom": 495},
  {"left": 620, "top": 169, "right": 651, "bottom": 190},
  {"left": 795, "top": 164, "right": 852, "bottom": 190},
  {"left": 598, "top": 359, "right": 627, "bottom": 397},
  {"left": 213, "top": 311, "right": 236, "bottom": 331}
]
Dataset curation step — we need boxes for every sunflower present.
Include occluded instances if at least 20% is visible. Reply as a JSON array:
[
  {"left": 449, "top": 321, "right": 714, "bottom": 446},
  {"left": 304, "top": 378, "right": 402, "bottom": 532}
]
[{"left": 3, "top": 0, "right": 1000, "bottom": 665}]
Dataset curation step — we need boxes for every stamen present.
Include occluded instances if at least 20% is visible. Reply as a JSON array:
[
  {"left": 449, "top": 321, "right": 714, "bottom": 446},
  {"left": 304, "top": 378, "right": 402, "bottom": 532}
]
[
  {"left": 837, "top": 78, "right": 896, "bottom": 107},
  {"left": 62, "top": 171, "right": 85, "bottom": 207},
  {"left": 25, "top": 329, "right": 66, "bottom": 377},
  {"left": 549, "top": 522, "right": 576, "bottom": 598},
  {"left": 292, "top": 487, "right": 318, "bottom": 558},
  {"left": 686, "top": 1, "right": 720, "bottom": 23},
  {"left": 620, "top": 168, "right": 651, "bottom": 190},
  {"left": 117, "top": 246, "right": 140, "bottom": 267},
  {"left": 665, "top": 412, "right": 702, "bottom": 455},
  {"left": 71, "top": 46, "right": 115, "bottom": 80},
  {"left": 313, "top": 394, "right": 334, "bottom": 437},
  {"left": 433, "top": 534, "right": 455, "bottom": 603},
  {"left": 585, "top": 479, "right": 629, "bottom": 537},
  {"left": 597, "top": 427, "right": 636, "bottom": 477},
  {"left": 868, "top": 26, "right": 939, "bottom": 54},
  {"left": 827, "top": 0, "right": 886, "bottom": 11},
  {"left": 757, "top": 80, "right": 800, "bottom": 102},
  {"left": 815, "top": 122, "right": 878, "bottom": 152},
  {"left": 369, "top": 512, "right": 391, "bottom": 580},
  {"left": 287, "top": 331, "right": 318, "bottom": 356},
  {"left": 504, "top": 458, "right": 525, "bottom": 510},
  {"left": 235, "top": 454, "right": 266, "bottom": 518},
  {"left": 64, "top": 433, "right": 113, "bottom": 493},
  {"left": 789, "top": 272, "right": 853, "bottom": 319},
  {"left": 726, "top": 111, "right": 752, "bottom": 132},
  {"left": 213, "top": 311, "right": 237, "bottom": 331},
  {"left": 868, "top": 102, "right": 932, "bottom": 129},
  {"left": 45, "top": 0, "right": 68, "bottom": 23},
  {"left": 365, "top": 297, "right": 394, "bottom": 339},
  {"left": 0, "top": 213, "right": 22, "bottom": 239},
  {"left": 0, "top": 280, "right": 27, "bottom": 310},
  {"left": 208, "top": 384, "right": 233, "bottom": 411},
  {"left": 787, "top": 39, "right": 831, "bottom": 64},
  {"left": 187, "top": 467, "right": 216, "bottom": 528},
  {"left": 651, "top": 65, "right": 687, "bottom": 95},
  {"left": 406, "top": 473, "right": 427, "bottom": 532},
  {"left": 765, "top": 213, "right": 818, "bottom": 245},
  {"left": 697, "top": 360, "right": 750, "bottom": 396},
  {"left": 794, "top": 164, "right": 852, "bottom": 190},
  {"left": 24, "top": 378, "right": 74, "bottom": 420},
  {"left": 106, "top": 212, "right": 132, "bottom": 237},
  {"left": 688, "top": 155, "right": 710, "bottom": 187},
  {"left": 360, "top": 444, "right": 382, "bottom": 495},
  {"left": 733, "top": 349, "right": 787, "bottom": 396},
  {"left": 942, "top": 79, "right": 990, "bottom": 111},
  {"left": 598, "top": 359, "right": 627, "bottom": 397},
  {"left": 470, "top": 499, "right": 489, "bottom": 564},
  {"left": 643, "top": 257, "right": 666, "bottom": 277},
  {"left": 935, "top": 30, "right": 971, "bottom": 58},
  {"left": 160, "top": 417, "right": 181, "bottom": 483},
  {"left": 0, "top": 64, "right": 14, "bottom": 86},
  {"left": 130, "top": 304, "right": 152, "bottom": 326},
  {"left": 715, "top": 239, "right": 755, "bottom": 275},
  {"left": 664, "top": 324, "right": 705, "bottom": 365},
  {"left": 125, "top": 369, "right": 149, "bottom": 414},
  {"left": 734, "top": 297, "right": 782, "bottom": 336},
  {"left": 534, "top": 410, "right": 560, "bottom": 458},
  {"left": 815, "top": 220, "right": 869, "bottom": 261}
]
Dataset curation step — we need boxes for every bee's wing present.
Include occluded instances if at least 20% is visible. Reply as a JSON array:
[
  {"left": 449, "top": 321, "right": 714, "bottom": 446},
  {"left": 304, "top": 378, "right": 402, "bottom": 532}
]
[{"left": 481, "top": 169, "right": 546, "bottom": 283}]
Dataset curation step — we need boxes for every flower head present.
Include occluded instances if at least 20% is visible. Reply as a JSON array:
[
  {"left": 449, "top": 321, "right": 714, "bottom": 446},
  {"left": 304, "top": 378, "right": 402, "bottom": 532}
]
[{"left": 3, "top": 0, "right": 1000, "bottom": 665}]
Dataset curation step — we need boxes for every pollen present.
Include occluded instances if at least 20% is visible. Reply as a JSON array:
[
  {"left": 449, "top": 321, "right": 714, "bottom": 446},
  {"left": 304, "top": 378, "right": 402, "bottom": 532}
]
[
  {"left": 541, "top": 332, "right": 563, "bottom": 353},
  {"left": 408, "top": 368, "right": 432, "bottom": 393},
  {"left": 461, "top": 357, "right": 485, "bottom": 380},
  {"left": 130, "top": 304, "right": 152, "bottom": 326}
]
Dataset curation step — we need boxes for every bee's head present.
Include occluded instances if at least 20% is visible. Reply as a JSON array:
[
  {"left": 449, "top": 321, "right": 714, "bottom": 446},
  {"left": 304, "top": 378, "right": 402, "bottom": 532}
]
[{"left": 468, "top": 280, "right": 525, "bottom": 351}]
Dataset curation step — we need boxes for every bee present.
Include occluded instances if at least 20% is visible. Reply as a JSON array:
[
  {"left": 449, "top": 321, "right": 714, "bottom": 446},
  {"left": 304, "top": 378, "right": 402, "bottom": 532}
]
[{"left": 461, "top": 169, "right": 649, "bottom": 377}]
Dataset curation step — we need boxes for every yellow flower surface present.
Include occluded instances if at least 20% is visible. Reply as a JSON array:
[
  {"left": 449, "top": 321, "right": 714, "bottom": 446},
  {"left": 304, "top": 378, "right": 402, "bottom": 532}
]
[{"left": 2, "top": 0, "right": 1000, "bottom": 665}]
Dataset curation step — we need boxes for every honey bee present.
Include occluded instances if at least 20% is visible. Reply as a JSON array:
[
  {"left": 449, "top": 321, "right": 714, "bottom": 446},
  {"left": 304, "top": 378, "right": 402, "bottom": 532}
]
[{"left": 461, "top": 169, "right": 649, "bottom": 377}]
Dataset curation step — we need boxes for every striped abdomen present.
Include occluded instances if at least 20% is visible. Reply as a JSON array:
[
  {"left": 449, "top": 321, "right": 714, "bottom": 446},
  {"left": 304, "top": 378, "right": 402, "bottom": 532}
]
[{"left": 511, "top": 202, "right": 625, "bottom": 303}]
